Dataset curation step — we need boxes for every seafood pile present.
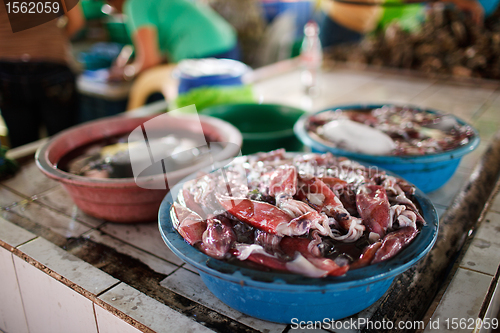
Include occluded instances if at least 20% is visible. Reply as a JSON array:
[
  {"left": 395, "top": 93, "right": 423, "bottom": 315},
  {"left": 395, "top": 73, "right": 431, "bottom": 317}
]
[
  {"left": 326, "top": 7, "right": 500, "bottom": 79},
  {"left": 171, "top": 150, "right": 426, "bottom": 278},
  {"left": 306, "top": 106, "right": 475, "bottom": 155}
]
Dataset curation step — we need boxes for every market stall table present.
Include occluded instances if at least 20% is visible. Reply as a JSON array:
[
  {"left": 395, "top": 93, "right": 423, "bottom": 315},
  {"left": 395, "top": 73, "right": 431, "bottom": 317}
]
[{"left": 1, "top": 62, "right": 500, "bottom": 333}]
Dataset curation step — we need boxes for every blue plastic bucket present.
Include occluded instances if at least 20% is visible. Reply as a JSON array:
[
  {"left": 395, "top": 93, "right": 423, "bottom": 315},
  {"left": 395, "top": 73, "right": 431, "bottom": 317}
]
[
  {"left": 294, "top": 104, "right": 480, "bottom": 193},
  {"left": 175, "top": 58, "right": 250, "bottom": 94},
  {"left": 178, "top": 75, "right": 243, "bottom": 94},
  {"left": 158, "top": 155, "right": 439, "bottom": 323}
]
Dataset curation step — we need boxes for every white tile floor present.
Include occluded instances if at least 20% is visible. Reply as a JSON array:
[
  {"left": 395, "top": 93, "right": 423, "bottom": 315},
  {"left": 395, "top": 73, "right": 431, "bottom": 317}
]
[
  {"left": 460, "top": 212, "right": 500, "bottom": 276},
  {"left": 17, "top": 237, "right": 119, "bottom": 295},
  {"left": 99, "top": 283, "right": 213, "bottom": 333},
  {"left": 35, "top": 186, "right": 106, "bottom": 228},
  {"left": 0, "top": 186, "right": 25, "bottom": 209},
  {"left": 0, "top": 216, "right": 36, "bottom": 247},
  {"left": 160, "top": 268, "right": 287, "bottom": 333},
  {"left": 1, "top": 162, "right": 59, "bottom": 197},
  {"left": 10, "top": 201, "right": 93, "bottom": 239},
  {"left": 84, "top": 229, "right": 178, "bottom": 276},
  {"left": 423, "top": 269, "right": 493, "bottom": 333},
  {"left": 99, "top": 222, "right": 185, "bottom": 266}
]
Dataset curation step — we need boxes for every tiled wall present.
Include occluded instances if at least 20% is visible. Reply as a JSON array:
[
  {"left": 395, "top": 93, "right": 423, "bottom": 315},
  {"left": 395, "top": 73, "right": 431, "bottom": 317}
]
[
  {"left": 0, "top": 216, "right": 215, "bottom": 333},
  {"left": 0, "top": 219, "right": 139, "bottom": 333},
  {"left": 0, "top": 246, "right": 29, "bottom": 333},
  {"left": 423, "top": 191, "right": 500, "bottom": 332}
]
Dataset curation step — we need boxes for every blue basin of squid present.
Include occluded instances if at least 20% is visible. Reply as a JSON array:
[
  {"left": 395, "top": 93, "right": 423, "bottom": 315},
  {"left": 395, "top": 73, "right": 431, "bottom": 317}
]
[
  {"left": 293, "top": 104, "right": 480, "bottom": 193},
  {"left": 158, "top": 166, "right": 439, "bottom": 324}
]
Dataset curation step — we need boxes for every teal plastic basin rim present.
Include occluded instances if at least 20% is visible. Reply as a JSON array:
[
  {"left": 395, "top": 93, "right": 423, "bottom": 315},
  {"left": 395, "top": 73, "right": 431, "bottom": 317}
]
[{"left": 294, "top": 103, "right": 481, "bottom": 164}]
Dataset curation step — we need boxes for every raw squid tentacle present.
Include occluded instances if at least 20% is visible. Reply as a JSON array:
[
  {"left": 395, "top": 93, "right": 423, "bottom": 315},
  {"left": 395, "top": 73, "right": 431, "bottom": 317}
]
[
  {"left": 269, "top": 165, "right": 316, "bottom": 218},
  {"left": 171, "top": 203, "right": 207, "bottom": 246},
  {"left": 254, "top": 230, "right": 282, "bottom": 253},
  {"left": 350, "top": 226, "right": 418, "bottom": 269},
  {"left": 233, "top": 233, "right": 349, "bottom": 277},
  {"left": 178, "top": 187, "right": 207, "bottom": 219},
  {"left": 356, "top": 184, "right": 392, "bottom": 240},
  {"left": 281, "top": 236, "right": 349, "bottom": 277},
  {"left": 329, "top": 217, "right": 365, "bottom": 242},
  {"left": 233, "top": 243, "right": 343, "bottom": 278},
  {"left": 298, "top": 177, "right": 365, "bottom": 242},
  {"left": 216, "top": 195, "right": 310, "bottom": 237},
  {"left": 232, "top": 244, "right": 289, "bottom": 272},
  {"left": 304, "top": 211, "right": 335, "bottom": 237},
  {"left": 382, "top": 176, "right": 425, "bottom": 225},
  {"left": 350, "top": 242, "right": 383, "bottom": 270},
  {"left": 200, "top": 217, "right": 236, "bottom": 259},
  {"left": 372, "top": 226, "right": 418, "bottom": 263}
]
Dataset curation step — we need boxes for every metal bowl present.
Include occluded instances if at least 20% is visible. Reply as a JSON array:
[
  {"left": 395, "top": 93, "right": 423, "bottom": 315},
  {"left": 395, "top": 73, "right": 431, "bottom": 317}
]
[
  {"left": 294, "top": 104, "right": 480, "bottom": 193},
  {"left": 158, "top": 155, "right": 439, "bottom": 323}
]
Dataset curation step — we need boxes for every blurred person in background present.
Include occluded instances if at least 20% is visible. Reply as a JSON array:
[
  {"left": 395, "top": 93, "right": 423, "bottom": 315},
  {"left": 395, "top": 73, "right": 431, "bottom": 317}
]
[
  {"left": 319, "top": 0, "right": 384, "bottom": 48},
  {"left": 0, "top": 3, "right": 85, "bottom": 148},
  {"left": 106, "top": 0, "right": 238, "bottom": 81},
  {"left": 319, "top": 0, "right": 486, "bottom": 49},
  {"left": 201, "top": 0, "right": 266, "bottom": 67}
]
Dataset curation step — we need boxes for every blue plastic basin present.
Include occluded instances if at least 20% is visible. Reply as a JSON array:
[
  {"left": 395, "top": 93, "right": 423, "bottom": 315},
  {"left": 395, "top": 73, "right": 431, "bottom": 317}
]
[
  {"left": 175, "top": 59, "right": 250, "bottom": 94},
  {"left": 158, "top": 160, "right": 439, "bottom": 324},
  {"left": 294, "top": 104, "right": 480, "bottom": 193},
  {"left": 178, "top": 74, "right": 244, "bottom": 94}
]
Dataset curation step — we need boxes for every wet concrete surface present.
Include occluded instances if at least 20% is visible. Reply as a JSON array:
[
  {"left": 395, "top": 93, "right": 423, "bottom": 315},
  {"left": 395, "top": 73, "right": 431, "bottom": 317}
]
[{"left": 365, "top": 132, "right": 500, "bottom": 332}]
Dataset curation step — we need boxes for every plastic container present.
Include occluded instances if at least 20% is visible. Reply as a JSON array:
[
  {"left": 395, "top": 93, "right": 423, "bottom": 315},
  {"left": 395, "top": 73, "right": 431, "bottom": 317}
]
[
  {"left": 35, "top": 114, "right": 242, "bottom": 223},
  {"left": 200, "top": 103, "right": 305, "bottom": 155},
  {"left": 175, "top": 58, "right": 250, "bottom": 94},
  {"left": 294, "top": 104, "right": 480, "bottom": 193},
  {"left": 76, "top": 72, "right": 131, "bottom": 123},
  {"left": 300, "top": 21, "right": 322, "bottom": 94},
  {"left": 77, "top": 42, "right": 124, "bottom": 70},
  {"left": 158, "top": 158, "right": 439, "bottom": 323},
  {"left": 77, "top": 94, "right": 128, "bottom": 123}
]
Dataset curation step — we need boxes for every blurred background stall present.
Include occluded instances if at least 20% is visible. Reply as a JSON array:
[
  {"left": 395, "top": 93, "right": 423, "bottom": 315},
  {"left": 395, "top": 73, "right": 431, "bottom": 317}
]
[{"left": 2, "top": 0, "right": 499, "bottom": 147}]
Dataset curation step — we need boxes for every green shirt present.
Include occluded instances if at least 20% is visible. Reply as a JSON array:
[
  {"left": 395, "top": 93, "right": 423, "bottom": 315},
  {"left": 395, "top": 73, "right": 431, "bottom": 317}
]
[
  {"left": 124, "top": 0, "right": 237, "bottom": 63},
  {"left": 378, "top": 2, "right": 425, "bottom": 33}
]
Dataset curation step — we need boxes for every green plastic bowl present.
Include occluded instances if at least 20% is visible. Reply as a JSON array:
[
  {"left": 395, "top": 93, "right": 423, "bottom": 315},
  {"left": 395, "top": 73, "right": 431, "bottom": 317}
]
[{"left": 201, "top": 103, "right": 305, "bottom": 155}]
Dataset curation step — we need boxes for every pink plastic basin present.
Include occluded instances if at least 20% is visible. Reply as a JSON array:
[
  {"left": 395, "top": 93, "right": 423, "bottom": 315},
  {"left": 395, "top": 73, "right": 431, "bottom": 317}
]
[{"left": 35, "top": 113, "right": 242, "bottom": 223}]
